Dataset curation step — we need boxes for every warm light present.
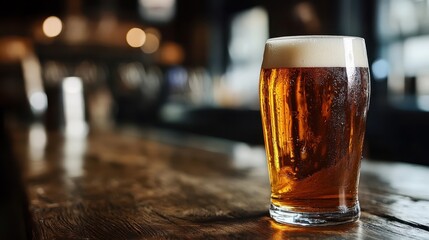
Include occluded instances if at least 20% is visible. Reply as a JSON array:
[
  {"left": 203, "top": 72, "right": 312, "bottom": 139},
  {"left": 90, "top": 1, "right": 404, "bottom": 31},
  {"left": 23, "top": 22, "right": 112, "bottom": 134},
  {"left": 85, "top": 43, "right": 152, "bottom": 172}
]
[
  {"left": 42, "top": 16, "right": 63, "bottom": 38},
  {"left": 63, "top": 15, "right": 89, "bottom": 44},
  {"left": 159, "top": 42, "right": 185, "bottom": 65},
  {"left": 141, "top": 32, "right": 160, "bottom": 53},
  {"left": 126, "top": 28, "right": 146, "bottom": 48},
  {"left": 0, "top": 38, "right": 29, "bottom": 62}
]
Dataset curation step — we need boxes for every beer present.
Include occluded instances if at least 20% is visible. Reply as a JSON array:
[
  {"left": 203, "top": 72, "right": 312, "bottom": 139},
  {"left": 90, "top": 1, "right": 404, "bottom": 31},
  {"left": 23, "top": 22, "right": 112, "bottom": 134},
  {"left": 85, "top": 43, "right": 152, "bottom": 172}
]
[{"left": 259, "top": 36, "right": 370, "bottom": 226}]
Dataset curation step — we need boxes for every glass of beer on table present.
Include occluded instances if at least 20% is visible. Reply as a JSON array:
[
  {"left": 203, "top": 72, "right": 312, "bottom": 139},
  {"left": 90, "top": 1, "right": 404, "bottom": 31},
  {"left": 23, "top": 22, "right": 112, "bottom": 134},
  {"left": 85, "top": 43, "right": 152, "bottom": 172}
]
[{"left": 259, "top": 36, "right": 370, "bottom": 226}]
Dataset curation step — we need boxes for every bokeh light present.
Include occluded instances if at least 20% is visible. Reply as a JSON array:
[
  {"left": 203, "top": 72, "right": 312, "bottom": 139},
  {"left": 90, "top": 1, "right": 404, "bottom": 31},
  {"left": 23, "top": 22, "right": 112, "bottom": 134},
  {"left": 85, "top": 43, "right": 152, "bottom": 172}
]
[
  {"left": 159, "top": 42, "right": 185, "bottom": 65},
  {"left": 141, "top": 32, "right": 160, "bottom": 53},
  {"left": 0, "top": 38, "right": 28, "bottom": 61},
  {"left": 42, "top": 16, "right": 63, "bottom": 38},
  {"left": 29, "top": 91, "right": 48, "bottom": 113},
  {"left": 371, "top": 58, "right": 389, "bottom": 80},
  {"left": 126, "top": 28, "right": 146, "bottom": 48}
]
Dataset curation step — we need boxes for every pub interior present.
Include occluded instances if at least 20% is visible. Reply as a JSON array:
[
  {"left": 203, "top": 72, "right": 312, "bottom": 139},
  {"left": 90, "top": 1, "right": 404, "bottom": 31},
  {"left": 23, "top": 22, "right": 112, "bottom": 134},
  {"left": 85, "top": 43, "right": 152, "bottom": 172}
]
[
  {"left": 2, "top": 0, "right": 429, "bottom": 164},
  {"left": 1, "top": 0, "right": 429, "bottom": 239}
]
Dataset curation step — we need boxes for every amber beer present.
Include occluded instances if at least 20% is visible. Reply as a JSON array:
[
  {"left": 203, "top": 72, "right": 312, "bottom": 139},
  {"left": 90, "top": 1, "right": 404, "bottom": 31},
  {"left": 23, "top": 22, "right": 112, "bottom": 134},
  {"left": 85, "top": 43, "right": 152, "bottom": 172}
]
[{"left": 259, "top": 36, "right": 370, "bottom": 226}]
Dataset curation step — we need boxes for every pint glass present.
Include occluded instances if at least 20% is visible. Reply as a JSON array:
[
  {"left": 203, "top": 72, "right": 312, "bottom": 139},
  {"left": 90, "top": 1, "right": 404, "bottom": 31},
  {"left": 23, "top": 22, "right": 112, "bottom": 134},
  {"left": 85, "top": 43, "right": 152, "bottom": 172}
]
[{"left": 259, "top": 36, "right": 370, "bottom": 226}]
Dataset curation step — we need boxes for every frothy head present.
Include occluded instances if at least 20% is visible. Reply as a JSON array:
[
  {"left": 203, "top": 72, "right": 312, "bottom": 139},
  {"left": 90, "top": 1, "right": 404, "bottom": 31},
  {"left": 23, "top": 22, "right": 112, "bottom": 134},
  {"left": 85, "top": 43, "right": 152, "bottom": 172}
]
[{"left": 261, "top": 36, "right": 368, "bottom": 69}]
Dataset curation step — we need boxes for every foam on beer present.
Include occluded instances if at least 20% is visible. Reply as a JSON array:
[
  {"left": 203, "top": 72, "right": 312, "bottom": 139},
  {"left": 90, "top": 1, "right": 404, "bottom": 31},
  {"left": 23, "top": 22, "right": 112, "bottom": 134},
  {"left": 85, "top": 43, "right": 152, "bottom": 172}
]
[{"left": 262, "top": 36, "right": 368, "bottom": 68}]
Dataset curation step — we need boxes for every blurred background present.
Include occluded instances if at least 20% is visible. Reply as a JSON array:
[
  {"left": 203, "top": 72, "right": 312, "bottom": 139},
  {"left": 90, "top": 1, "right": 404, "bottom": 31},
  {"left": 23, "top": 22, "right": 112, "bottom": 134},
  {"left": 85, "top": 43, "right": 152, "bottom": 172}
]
[{"left": 1, "top": 0, "right": 429, "bottom": 166}]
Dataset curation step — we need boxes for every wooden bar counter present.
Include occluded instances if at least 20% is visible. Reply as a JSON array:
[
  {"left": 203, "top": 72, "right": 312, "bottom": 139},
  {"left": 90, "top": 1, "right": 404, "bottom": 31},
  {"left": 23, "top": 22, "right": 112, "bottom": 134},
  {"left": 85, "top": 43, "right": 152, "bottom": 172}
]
[{"left": 10, "top": 125, "right": 429, "bottom": 239}]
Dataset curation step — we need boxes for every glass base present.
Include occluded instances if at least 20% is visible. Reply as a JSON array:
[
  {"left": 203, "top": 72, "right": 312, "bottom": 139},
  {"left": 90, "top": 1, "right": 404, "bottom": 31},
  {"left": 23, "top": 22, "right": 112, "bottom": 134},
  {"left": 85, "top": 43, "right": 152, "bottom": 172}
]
[{"left": 269, "top": 203, "right": 360, "bottom": 226}]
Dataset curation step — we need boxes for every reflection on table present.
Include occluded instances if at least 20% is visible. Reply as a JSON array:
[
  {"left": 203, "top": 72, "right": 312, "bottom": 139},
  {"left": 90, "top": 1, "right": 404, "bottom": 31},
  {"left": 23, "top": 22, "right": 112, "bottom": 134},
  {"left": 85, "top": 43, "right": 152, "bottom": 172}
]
[{"left": 7, "top": 124, "right": 429, "bottom": 239}]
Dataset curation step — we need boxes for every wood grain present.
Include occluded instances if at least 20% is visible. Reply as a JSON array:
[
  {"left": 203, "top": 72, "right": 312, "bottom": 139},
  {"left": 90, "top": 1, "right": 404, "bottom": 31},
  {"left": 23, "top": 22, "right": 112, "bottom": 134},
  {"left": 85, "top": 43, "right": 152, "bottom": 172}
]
[{"left": 11, "top": 126, "right": 429, "bottom": 239}]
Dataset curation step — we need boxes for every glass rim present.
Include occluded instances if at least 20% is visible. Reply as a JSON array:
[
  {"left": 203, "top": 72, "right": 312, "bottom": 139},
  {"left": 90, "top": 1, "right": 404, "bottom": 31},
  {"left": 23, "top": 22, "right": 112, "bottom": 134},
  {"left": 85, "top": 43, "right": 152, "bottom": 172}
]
[
  {"left": 262, "top": 35, "right": 368, "bottom": 68},
  {"left": 266, "top": 35, "right": 365, "bottom": 42}
]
